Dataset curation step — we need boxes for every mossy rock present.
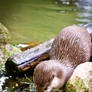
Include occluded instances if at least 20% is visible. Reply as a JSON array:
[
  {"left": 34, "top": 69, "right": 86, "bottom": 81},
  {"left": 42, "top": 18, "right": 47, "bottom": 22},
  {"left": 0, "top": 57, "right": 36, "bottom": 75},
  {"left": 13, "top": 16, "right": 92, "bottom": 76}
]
[
  {"left": 0, "top": 23, "right": 9, "bottom": 62},
  {"left": 0, "top": 23, "right": 21, "bottom": 62},
  {"left": 65, "top": 76, "right": 88, "bottom": 92},
  {"left": 65, "top": 62, "right": 92, "bottom": 92},
  {"left": 0, "top": 23, "right": 9, "bottom": 45},
  {"left": 0, "top": 44, "right": 21, "bottom": 62}
]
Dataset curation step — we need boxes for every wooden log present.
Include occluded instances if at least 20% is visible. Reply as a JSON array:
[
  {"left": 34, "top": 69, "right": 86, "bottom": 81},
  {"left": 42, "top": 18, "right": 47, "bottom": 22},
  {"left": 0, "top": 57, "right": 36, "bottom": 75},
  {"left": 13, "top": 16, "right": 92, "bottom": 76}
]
[
  {"left": 5, "top": 24, "right": 92, "bottom": 76},
  {"left": 5, "top": 39, "right": 54, "bottom": 75}
]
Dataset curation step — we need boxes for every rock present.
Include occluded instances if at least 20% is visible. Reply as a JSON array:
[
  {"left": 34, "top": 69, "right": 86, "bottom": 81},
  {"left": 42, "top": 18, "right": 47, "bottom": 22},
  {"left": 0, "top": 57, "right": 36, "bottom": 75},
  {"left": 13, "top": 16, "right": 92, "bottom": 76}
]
[
  {"left": 0, "top": 23, "right": 21, "bottom": 62},
  {"left": 0, "top": 23, "right": 9, "bottom": 62},
  {"left": 0, "top": 44, "right": 21, "bottom": 62},
  {"left": 65, "top": 62, "right": 92, "bottom": 92},
  {"left": 5, "top": 44, "right": 21, "bottom": 56},
  {"left": 0, "top": 23, "right": 9, "bottom": 44}
]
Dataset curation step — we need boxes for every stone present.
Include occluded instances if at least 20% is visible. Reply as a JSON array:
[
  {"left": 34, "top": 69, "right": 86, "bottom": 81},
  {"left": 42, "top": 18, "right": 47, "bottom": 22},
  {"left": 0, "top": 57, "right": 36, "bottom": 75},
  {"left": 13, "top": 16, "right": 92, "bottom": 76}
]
[
  {"left": 65, "top": 62, "right": 92, "bottom": 92},
  {"left": 0, "top": 23, "right": 21, "bottom": 62},
  {"left": 0, "top": 23, "right": 9, "bottom": 44},
  {"left": 0, "top": 23, "right": 9, "bottom": 62}
]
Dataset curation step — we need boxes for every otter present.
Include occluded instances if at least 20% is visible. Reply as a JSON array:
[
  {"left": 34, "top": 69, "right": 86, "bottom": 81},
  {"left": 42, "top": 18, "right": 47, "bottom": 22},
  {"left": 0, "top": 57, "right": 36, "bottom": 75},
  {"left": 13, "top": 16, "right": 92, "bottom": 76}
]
[{"left": 33, "top": 25, "right": 91, "bottom": 92}]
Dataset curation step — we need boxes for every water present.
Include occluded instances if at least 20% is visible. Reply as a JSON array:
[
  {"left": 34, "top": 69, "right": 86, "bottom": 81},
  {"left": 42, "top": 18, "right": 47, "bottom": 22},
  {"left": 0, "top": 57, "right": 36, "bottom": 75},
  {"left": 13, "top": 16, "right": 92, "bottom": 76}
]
[
  {"left": 0, "top": 0, "right": 77, "bottom": 43},
  {"left": 76, "top": 0, "right": 92, "bottom": 25},
  {"left": 0, "top": 0, "right": 92, "bottom": 43}
]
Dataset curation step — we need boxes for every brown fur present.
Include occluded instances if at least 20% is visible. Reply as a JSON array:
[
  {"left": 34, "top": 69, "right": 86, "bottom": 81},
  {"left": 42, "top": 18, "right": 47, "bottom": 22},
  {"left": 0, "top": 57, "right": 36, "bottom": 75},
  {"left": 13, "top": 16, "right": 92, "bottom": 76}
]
[
  {"left": 50, "top": 25, "right": 91, "bottom": 67},
  {"left": 33, "top": 25, "right": 91, "bottom": 92},
  {"left": 33, "top": 61, "right": 63, "bottom": 91}
]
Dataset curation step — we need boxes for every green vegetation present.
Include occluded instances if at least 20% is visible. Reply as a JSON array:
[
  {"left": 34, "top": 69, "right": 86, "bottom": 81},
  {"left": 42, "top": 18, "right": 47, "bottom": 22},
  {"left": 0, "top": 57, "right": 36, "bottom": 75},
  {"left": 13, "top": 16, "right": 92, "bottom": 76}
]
[
  {"left": 0, "top": 0, "right": 77, "bottom": 43},
  {"left": 65, "top": 76, "right": 87, "bottom": 92}
]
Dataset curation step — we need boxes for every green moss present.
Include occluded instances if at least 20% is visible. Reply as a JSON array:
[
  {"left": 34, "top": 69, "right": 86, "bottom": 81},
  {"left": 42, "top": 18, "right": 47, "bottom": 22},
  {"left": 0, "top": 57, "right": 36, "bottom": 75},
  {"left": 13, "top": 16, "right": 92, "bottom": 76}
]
[
  {"left": 65, "top": 80, "right": 76, "bottom": 92},
  {"left": 74, "top": 76, "right": 86, "bottom": 90},
  {"left": 65, "top": 76, "right": 88, "bottom": 92},
  {"left": 0, "top": 23, "right": 9, "bottom": 44}
]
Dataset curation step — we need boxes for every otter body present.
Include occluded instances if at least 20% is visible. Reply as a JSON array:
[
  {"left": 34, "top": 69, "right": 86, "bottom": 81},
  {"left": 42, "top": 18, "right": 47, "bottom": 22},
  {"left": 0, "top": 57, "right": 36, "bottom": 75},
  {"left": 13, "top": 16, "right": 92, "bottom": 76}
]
[
  {"left": 33, "top": 25, "right": 91, "bottom": 92},
  {"left": 50, "top": 25, "right": 91, "bottom": 67}
]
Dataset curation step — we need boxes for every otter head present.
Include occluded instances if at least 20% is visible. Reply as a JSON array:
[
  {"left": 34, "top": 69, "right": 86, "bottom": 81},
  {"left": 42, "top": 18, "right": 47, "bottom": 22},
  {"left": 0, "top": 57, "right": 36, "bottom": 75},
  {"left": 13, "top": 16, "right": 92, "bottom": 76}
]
[{"left": 33, "top": 60, "right": 73, "bottom": 92}]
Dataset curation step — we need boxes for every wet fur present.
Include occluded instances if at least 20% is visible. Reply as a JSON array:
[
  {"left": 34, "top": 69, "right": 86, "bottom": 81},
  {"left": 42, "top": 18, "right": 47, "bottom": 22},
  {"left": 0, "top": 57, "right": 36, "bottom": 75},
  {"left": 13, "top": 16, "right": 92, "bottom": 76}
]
[{"left": 50, "top": 25, "right": 91, "bottom": 67}]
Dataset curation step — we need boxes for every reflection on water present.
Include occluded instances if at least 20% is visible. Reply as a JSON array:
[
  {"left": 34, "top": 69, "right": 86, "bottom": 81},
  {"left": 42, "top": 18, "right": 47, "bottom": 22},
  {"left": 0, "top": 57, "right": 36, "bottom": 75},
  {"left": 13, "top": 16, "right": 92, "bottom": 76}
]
[
  {"left": 55, "top": 0, "right": 77, "bottom": 13},
  {"left": 76, "top": 0, "right": 92, "bottom": 24},
  {"left": 56, "top": 0, "right": 92, "bottom": 25},
  {"left": 56, "top": 0, "right": 76, "bottom": 5}
]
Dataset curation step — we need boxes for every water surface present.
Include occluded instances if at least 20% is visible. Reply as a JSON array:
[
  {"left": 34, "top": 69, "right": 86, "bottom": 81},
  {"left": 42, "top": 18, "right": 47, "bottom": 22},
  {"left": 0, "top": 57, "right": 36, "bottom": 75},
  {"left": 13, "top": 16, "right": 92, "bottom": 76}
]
[{"left": 0, "top": 0, "right": 77, "bottom": 43}]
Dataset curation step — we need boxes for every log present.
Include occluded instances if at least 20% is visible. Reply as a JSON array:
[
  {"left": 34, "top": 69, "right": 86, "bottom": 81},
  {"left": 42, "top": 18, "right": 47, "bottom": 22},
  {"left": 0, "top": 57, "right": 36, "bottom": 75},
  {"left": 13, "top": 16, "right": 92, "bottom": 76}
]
[
  {"left": 5, "top": 39, "right": 54, "bottom": 75},
  {"left": 5, "top": 24, "right": 92, "bottom": 76}
]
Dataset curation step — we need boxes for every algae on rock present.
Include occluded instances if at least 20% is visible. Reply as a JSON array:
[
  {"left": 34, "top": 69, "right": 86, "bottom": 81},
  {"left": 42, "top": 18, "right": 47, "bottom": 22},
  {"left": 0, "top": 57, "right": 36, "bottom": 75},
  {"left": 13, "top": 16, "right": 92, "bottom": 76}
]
[
  {"left": 0, "top": 23, "right": 9, "bottom": 62},
  {"left": 65, "top": 62, "right": 92, "bottom": 92},
  {"left": 65, "top": 76, "right": 87, "bottom": 92},
  {"left": 0, "top": 23, "right": 9, "bottom": 45}
]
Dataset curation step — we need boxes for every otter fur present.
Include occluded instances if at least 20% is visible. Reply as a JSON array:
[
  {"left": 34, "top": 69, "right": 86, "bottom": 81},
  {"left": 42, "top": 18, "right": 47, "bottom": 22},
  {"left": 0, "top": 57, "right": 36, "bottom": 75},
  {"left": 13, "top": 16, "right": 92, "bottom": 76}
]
[{"left": 33, "top": 25, "right": 91, "bottom": 92}]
